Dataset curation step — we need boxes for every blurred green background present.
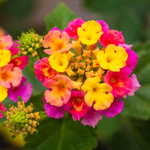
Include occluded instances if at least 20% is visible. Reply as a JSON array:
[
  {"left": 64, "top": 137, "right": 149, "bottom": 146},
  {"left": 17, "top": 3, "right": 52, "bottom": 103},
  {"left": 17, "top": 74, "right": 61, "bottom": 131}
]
[{"left": 0, "top": 0, "right": 150, "bottom": 150}]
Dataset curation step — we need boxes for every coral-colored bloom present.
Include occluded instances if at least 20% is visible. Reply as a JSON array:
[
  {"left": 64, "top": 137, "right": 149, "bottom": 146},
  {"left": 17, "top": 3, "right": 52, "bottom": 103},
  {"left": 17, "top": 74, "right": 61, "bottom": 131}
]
[
  {"left": 0, "top": 85, "right": 8, "bottom": 102},
  {"left": 49, "top": 52, "right": 69, "bottom": 72},
  {"left": 128, "top": 74, "right": 141, "bottom": 96},
  {"left": 8, "top": 77, "right": 32, "bottom": 103},
  {"left": 43, "top": 30, "right": 72, "bottom": 55},
  {"left": 82, "top": 76, "right": 114, "bottom": 111},
  {"left": 0, "top": 64, "right": 23, "bottom": 88},
  {"left": 97, "top": 44, "right": 128, "bottom": 72},
  {"left": 119, "top": 44, "right": 138, "bottom": 70},
  {"left": 64, "top": 18, "right": 85, "bottom": 39},
  {"left": 65, "top": 90, "right": 88, "bottom": 120},
  {"left": 34, "top": 57, "right": 58, "bottom": 83},
  {"left": 9, "top": 56, "right": 29, "bottom": 70},
  {"left": 0, "top": 35, "right": 13, "bottom": 50},
  {"left": 99, "top": 30, "right": 124, "bottom": 47},
  {"left": 0, "top": 103, "right": 6, "bottom": 119},
  {"left": 0, "top": 49, "right": 11, "bottom": 67},
  {"left": 77, "top": 20, "right": 103, "bottom": 45},
  {"left": 44, "top": 75, "right": 74, "bottom": 107},
  {"left": 104, "top": 67, "right": 132, "bottom": 97}
]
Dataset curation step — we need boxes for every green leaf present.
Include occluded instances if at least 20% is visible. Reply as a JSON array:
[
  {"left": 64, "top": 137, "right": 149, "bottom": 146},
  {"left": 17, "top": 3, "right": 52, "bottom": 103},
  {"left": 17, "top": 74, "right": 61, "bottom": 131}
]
[
  {"left": 24, "top": 116, "right": 97, "bottom": 150},
  {"left": 44, "top": 2, "right": 77, "bottom": 32},
  {"left": 106, "top": 118, "right": 150, "bottom": 150},
  {"left": 96, "top": 116, "right": 122, "bottom": 142},
  {"left": 121, "top": 43, "right": 150, "bottom": 120},
  {"left": 26, "top": 94, "right": 44, "bottom": 112}
]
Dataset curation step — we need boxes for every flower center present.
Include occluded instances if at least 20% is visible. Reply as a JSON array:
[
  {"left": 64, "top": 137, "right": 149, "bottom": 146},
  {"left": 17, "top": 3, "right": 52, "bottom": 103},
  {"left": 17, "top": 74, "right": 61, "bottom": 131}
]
[
  {"left": 72, "top": 98, "right": 84, "bottom": 111},
  {"left": 0, "top": 72, "right": 11, "bottom": 81}
]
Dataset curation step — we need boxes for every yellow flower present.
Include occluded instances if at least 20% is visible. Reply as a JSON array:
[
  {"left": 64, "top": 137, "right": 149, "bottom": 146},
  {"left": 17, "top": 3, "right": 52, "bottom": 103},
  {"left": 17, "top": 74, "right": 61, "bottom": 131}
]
[
  {"left": 97, "top": 44, "right": 128, "bottom": 71},
  {"left": 81, "top": 76, "right": 114, "bottom": 111},
  {"left": 49, "top": 52, "right": 68, "bottom": 72},
  {"left": 0, "top": 49, "right": 11, "bottom": 67},
  {"left": 77, "top": 20, "right": 103, "bottom": 45},
  {"left": 0, "top": 85, "right": 8, "bottom": 102}
]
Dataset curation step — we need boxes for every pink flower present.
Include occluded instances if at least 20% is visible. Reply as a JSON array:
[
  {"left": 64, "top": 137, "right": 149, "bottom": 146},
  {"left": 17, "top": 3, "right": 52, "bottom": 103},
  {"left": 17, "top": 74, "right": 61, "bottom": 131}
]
[
  {"left": 43, "top": 97, "right": 64, "bottom": 119},
  {"left": 97, "top": 20, "right": 109, "bottom": 32},
  {"left": 104, "top": 67, "right": 132, "bottom": 97},
  {"left": 99, "top": 30, "right": 125, "bottom": 47},
  {"left": 44, "top": 89, "right": 102, "bottom": 128},
  {"left": 9, "top": 56, "right": 29, "bottom": 70},
  {"left": 81, "top": 109, "right": 102, "bottom": 128},
  {"left": 65, "top": 90, "right": 88, "bottom": 121},
  {"left": 0, "top": 103, "right": 6, "bottom": 119},
  {"left": 0, "top": 35, "right": 13, "bottom": 50},
  {"left": 44, "top": 75, "right": 74, "bottom": 107},
  {"left": 8, "top": 77, "right": 32, "bottom": 103},
  {"left": 99, "top": 99, "right": 124, "bottom": 118},
  {"left": 9, "top": 41, "right": 20, "bottom": 56},
  {"left": 64, "top": 18, "right": 85, "bottom": 39},
  {"left": 43, "top": 30, "right": 72, "bottom": 55},
  {"left": 34, "top": 57, "right": 58, "bottom": 83},
  {"left": 128, "top": 74, "right": 141, "bottom": 96},
  {"left": 0, "top": 64, "right": 23, "bottom": 88},
  {"left": 119, "top": 44, "right": 138, "bottom": 70}
]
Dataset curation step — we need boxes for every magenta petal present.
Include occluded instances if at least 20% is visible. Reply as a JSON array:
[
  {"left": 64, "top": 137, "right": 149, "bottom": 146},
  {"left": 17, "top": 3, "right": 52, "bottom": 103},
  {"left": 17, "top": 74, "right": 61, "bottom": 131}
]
[
  {"left": 50, "top": 26, "right": 62, "bottom": 33},
  {"left": 128, "top": 74, "right": 141, "bottom": 96},
  {"left": 8, "top": 77, "right": 32, "bottom": 103},
  {"left": 81, "top": 110, "right": 102, "bottom": 128},
  {"left": 0, "top": 103, "right": 6, "bottom": 119},
  {"left": 119, "top": 44, "right": 133, "bottom": 49},
  {"left": 126, "top": 49, "right": 138, "bottom": 70},
  {"left": 9, "top": 41, "right": 19, "bottom": 56},
  {"left": 98, "top": 110, "right": 104, "bottom": 115},
  {"left": 69, "top": 108, "right": 88, "bottom": 121},
  {"left": 44, "top": 103, "right": 64, "bottom": 119},
  {"left": 119, "top": 44, "right": 138, "bottom": 70},
  {"left": 104, "top": 100, "right": 124, "bottom": 118},
  {"left": 63, "top": 100, "right": 72, "bottom": 112},
  {"left": 72, "top": 115, "right": 77, "bottom": 121},
  {"left": 97, "top": 20, "right": 109, "bottom": 32}
]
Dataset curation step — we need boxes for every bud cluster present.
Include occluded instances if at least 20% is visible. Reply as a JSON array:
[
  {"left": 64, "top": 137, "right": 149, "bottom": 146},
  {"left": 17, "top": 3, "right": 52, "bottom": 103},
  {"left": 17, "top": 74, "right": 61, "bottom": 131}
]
[
  {"left": 2, "top": 99, "right": 41, "bottom": 139},
  {"left": 17, "top": 29, "right": 43, "bottom": 59},
  {"left": 66, "top": 48, "right": 105, "bottom": 90}
]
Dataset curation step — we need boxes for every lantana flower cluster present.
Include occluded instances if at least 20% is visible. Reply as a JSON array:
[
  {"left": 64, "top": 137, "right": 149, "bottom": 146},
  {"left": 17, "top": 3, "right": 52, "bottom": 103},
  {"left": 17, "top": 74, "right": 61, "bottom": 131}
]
[
  {"left": 0, "top": 32, "right": 32, "bottom": 119},
  {"left": 34, "top": 19, "right": 141, "bottom": 127}
]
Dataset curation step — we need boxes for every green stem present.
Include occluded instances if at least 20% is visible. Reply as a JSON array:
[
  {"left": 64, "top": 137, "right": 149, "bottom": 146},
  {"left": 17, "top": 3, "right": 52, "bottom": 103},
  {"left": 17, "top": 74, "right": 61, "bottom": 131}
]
[{"left": 37, "top": 49, "right": 42, "bottom": 60}]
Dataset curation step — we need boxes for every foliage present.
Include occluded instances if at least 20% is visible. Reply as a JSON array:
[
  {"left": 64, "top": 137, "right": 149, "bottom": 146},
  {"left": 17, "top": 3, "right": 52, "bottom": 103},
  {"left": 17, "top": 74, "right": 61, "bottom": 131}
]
[
  {"left": 24, "top": 116, "right": 97, "bottom": 150},
  {"left": 45, "top": 2, "right": 77, "bottom": 32}
]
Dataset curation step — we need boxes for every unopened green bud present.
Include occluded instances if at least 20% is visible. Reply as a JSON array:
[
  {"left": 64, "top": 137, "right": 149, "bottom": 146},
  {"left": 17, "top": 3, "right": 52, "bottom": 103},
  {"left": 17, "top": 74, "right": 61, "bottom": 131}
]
[{"left": 17, "top": 29, "right": 43, "bottom": 59}]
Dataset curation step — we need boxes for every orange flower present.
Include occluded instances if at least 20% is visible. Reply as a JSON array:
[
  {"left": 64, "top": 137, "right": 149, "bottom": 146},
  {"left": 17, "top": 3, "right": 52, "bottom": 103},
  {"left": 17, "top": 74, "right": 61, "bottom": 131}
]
[
  {"left": 44, "top": 75, "right": 74, "bottom": 107},
  {"left": 43, "top": 30, "right": 72, "bottom": 55}
]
